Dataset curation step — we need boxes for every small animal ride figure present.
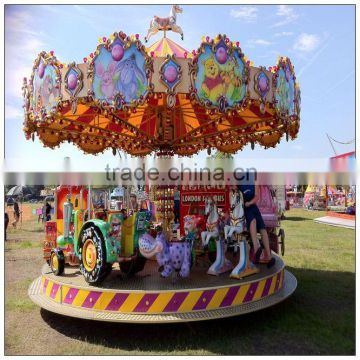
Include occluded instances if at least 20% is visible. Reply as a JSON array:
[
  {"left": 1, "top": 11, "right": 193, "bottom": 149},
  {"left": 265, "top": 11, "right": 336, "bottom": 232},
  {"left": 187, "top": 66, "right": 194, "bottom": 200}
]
[{"left": 139, "top": 230, "right": 192, "bottom": 279}]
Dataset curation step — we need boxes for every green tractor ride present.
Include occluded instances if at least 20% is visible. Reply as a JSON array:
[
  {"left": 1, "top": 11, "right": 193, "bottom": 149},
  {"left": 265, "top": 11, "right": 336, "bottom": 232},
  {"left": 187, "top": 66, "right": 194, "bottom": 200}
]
[{"left": 43, "top": 186, "right": 148, "bottom": 284}]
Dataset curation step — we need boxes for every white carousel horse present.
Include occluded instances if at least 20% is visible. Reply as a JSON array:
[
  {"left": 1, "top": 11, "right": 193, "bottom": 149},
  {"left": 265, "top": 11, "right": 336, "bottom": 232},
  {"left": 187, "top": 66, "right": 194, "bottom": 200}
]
[
  {"left": 201, "top": 196, "right": 232, "bottom": 276},
  {"left": 224, "top": 188, "right": 259, "bottom": 279},
  {"left": 145, "top": 5, "right": 184, "bottom": 43},
  {"left": 201, "top": 196, "right": 219, "bottom": 247},
  {"left": 224, "top": 188, "right": 246, "bottom": 241}
]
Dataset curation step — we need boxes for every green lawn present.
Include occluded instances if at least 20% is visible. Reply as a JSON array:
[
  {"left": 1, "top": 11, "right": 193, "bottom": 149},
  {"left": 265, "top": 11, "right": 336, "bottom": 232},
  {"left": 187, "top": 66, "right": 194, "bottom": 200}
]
[{"left": 5, "top": 208, "right": 355, "bottom": 355}]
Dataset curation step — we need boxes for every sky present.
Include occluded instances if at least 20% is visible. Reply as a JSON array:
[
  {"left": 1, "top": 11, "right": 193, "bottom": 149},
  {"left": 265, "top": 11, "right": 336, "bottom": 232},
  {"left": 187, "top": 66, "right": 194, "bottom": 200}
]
[{"left": 4, "top": 4, "right": 355, "bottom": 171}]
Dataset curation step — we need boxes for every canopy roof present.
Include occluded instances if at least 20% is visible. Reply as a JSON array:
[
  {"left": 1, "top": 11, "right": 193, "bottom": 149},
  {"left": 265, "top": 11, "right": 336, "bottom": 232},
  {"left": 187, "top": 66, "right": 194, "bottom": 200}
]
[
  {"left": 22, "top": 32, "right": 301, "bottom": 156},
  {"left": 147, "top": 37, "right": 190, "bottom": 58}
]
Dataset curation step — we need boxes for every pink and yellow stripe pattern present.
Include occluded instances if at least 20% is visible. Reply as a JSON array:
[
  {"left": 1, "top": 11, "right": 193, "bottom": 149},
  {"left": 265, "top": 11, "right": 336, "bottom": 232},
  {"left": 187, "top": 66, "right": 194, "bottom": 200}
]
[
  {"left": 146, "top": 37, "right": 191, "bottom": 58},
  {"left": 41, "top": 269, "right": 284, "bottom": 314}
]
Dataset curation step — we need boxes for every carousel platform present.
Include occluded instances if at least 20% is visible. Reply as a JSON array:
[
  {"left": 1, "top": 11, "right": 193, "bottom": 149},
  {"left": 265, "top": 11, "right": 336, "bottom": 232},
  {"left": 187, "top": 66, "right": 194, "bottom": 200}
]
[
  {"left": 314, "top": 215, "right": 355, "bottom": 229},
  {"left": 28, "top": 255, "right": 296, "bottom": 323}
]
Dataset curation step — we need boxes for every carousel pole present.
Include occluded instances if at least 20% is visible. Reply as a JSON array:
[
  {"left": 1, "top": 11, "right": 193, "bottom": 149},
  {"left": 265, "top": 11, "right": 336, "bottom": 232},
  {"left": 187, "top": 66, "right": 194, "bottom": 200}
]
[
  {"left": 325, "top": 185, "right": 328, "bottom": 210},
  {"left": 163, "top": 186, "right": 166, "bottom": 230},
  {"left": 20, "top": 195, "right": 23, "bottom": 229},
  {"left": 87, "top": 185, "right": 91, "bottom": 219},
  {"left": 345, "top": 187, "right": 348, "bottom": 208}
]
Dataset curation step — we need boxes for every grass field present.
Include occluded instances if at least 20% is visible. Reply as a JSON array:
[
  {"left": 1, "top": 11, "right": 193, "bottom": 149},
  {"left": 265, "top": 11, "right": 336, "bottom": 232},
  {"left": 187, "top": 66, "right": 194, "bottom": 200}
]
[{"left": 4, "top": 207, "right": 355, "bottom": 355}]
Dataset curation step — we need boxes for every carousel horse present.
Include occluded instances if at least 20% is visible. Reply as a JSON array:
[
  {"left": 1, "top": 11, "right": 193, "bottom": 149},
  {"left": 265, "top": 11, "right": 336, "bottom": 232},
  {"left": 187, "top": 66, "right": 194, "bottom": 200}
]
[
  {"left": 201, "top": 196, "right": 232, "bottom": 276},
  {"left": 225, "top": 188, "right": 259, "bottom": 279},
  {"left": 145, "top": 5, "right": 184, "bottom": 43},
  {"left": 224, "top": 188, "right": 246, "bottom": 242}
]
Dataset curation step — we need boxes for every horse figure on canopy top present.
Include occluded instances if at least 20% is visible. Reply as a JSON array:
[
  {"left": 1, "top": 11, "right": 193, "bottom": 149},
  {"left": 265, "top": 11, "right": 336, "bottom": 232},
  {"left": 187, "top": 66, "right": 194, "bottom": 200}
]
[{"left": 145, "top": 5, "right": 184, "bottom": 43}]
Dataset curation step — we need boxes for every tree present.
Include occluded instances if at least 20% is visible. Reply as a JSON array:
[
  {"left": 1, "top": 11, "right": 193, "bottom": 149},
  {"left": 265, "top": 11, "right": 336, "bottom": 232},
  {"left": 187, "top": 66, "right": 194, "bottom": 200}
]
[{"left": 211, "top": 151, "right": 234, "bottom": 159}]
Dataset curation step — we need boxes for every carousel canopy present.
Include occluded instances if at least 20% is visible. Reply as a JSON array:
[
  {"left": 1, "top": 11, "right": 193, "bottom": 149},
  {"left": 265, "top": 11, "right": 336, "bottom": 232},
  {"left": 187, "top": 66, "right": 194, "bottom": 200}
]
[
  {"left": 22, "top": 28, "right": 301, "bottom": 156},
  {"left": 147, "top": 37, "right": 190, "bottom": 58},
  {"left": 305, "top": 185, "right": 319, "bottom": 194}
]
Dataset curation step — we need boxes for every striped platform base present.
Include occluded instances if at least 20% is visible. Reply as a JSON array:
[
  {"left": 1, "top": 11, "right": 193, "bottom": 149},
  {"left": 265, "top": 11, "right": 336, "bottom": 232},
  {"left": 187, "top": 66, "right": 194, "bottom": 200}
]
[{"left": 28, "top": 255, "right": 297, "bottom": 323}]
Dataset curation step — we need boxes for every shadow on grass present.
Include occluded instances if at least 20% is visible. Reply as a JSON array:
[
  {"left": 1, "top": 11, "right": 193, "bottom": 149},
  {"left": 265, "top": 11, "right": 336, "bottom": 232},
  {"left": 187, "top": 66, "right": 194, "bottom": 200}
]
[
  {"left": 25, "top": 228, "right": 45, "bottom": 233},
  {"left": 283, "top": 216, "right": 311, "bottom": 222},
  {"left": 40, "top": 267, "right": 355, "bottom": 355}
]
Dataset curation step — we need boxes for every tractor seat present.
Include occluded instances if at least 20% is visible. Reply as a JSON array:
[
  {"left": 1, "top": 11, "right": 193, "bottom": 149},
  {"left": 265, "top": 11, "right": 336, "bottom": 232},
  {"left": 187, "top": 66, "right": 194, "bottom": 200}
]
[{"left": 94, "top": 210, "right": 107, "bottom": 221}]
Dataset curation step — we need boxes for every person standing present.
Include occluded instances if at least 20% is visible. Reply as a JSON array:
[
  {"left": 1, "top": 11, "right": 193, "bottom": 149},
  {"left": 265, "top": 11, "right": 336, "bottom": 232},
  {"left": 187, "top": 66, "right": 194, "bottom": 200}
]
[
  {"left": 5, "top": 211, "right": 9, "bottom": 241},
  {"left": 129, "top": 193, "right": 138, "bottom": 213},
  {"left": 237, "top": 179, "right": 274, "bottom": 266},
  {"left": 45, "top": 201, "right": 52, "bottom": 221},
  {"left": 12, "top": 200, "right": 20, "bottom": 228}
]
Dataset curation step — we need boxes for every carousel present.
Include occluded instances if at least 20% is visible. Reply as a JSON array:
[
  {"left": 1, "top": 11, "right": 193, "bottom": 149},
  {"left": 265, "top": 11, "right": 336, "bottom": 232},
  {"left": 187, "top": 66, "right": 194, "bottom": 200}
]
[{"left": 26, "top": 6, "right": 299, "bottom": 323}]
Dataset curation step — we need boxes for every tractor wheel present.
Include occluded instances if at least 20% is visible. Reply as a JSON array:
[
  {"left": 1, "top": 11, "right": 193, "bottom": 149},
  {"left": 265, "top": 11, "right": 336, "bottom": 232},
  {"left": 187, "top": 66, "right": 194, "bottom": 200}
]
[
  {"left": 278, "top": 228, "right": 285, "bottom": 256},
  {"left": 120, "top": 254, "right": 147, "bottom": 276},
  {"left": 79, "top": 225, "right": 107, "bottom": 284},
  {"left": 50, "top": 248, "right": 65, "bottom": 276}
]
